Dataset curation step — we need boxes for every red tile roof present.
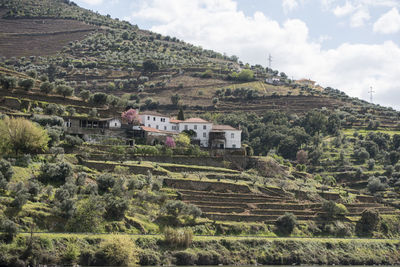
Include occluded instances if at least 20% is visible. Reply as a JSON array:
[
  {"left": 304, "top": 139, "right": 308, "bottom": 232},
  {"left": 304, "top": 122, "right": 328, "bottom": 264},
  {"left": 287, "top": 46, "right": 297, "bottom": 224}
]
[
  {"left": 141, "top": 126, "right": 177, "bottom": 135},
  {"left": 170, "top": 118, "right": 182, "bottom": 123},
  {"left": 183, "top": 118, "right": 210, "bottom": 123},
  {"left": 212, "top": 125, "right": 240, "bottom": 131}
]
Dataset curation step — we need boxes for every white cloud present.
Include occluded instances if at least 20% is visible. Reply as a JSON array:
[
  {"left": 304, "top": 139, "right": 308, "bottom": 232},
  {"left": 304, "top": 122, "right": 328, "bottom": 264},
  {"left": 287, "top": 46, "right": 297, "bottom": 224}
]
[
  {"left": 350, "top": 8, "right": 371, "bottom": 27},
  {"left": 131, "top": 0, "right": 400, "bottom": 109},
  {"left": 333, "top": 2, "right": 355, "bottom": 17},
  {"left": 373, "top": 8, "right": 400, "bottom": 34},
  {"left": 80, "top": 0, "right": 103, "bottom": 5},
  {"left": 282, "top": 0, "right": 299, "bottom": 13}
]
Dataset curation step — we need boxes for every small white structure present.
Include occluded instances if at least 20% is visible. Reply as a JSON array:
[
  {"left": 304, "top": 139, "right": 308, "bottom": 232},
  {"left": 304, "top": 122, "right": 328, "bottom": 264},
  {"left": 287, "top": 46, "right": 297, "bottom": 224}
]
[{"left": 108, "top": 118, "right": 122, "bottom": 128}]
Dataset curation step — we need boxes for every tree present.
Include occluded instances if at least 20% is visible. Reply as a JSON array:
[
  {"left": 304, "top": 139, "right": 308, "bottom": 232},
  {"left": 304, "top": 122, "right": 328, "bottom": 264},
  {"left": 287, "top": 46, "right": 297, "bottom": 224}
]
[
  {"left": 122, "top": 109, "right": 140, "bottom": 124},
  {"left": 18, "top": 78, "right": 35, "bottom": 91},
  {"left": 0, "top": 159, "right": 13, "bottom": 190},
  {"left": 92, "top": 92, "right": 108, "bottom": 105},
  {"left": 143, "top": 59, "right": 159, "bottom": 73},
  {"left": 356, "top": 209, "right": 380, "bottom": 236},
  {"left": 0, "top": 76, "right": 17, "bottom": 90},
  {"left": 176, "top": 133, "right": 190, "bottom": 147},
  {"left": 275, "top": 213, "right": 297, "bottom": 235},
  {"left": 66, "top": 196, "right": 105, "bottom": 232},
  {"left": 56, "top": 85, "right": 74, "bottom": 98},
  {"left": 321, "top": 201, "right": 348, "bottom": 220},
  {"left": 79, "top": 89, "right": 91, "bottom": 101},
  {"left": 38, "top": 161, "right": 73, "bottom": 184},
  {"left": 237, "top": 69, "right": 254, "bottom": 81},
  {"left": 177, "top": 108, "right": 185, "bottom": 120},
  {"left": 40, "top": 81, "right": 54, "bottom": 94},
  {"left": 0, "top": 117, "right": 49, "bottom": 156},
  {"left": 171, "top": 94, "right": 181, "bottom": 107},
  {"left": 165, "top": 136, "right": 176, "bottom": 148}
]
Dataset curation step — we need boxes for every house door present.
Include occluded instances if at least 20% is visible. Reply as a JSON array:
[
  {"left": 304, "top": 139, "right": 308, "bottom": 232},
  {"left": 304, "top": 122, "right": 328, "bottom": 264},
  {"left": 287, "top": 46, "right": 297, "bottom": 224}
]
[{"left": 219, "top": 144, "right": 224, "bottom": 149}]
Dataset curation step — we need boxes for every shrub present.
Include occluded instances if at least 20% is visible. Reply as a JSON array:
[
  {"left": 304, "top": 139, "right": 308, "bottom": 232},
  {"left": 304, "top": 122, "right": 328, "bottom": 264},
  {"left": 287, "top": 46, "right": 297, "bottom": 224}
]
[
  {"left": 0, "top": 218, "right": 17, "bottom": 243},
  {"left": 139, "top": 249, "right": 161, "bottom": 266},
  {"left": 0, "top": 117, "right": 49, "bottom": 155},
  {"left": 32, "top": 115, "right": 64, "bottom": 127},
  {"left": 40, "top": 81, "right": 54, "bottom": 94},
  {"left": 97, "top": 173, "right": 115, "bottom": 194},
  {"left": 321, "top": 201, "right": 348, "bottom": 220},
  {"left": 18, "top": 78, "right": 35, "bottom": 91},
  {"left": 95, "top": 235, "right": 139, "bottom": 266},
  {"left": 275, "top": 212, "right": 297, "bottom": 235},
  {"left": 356, "top": 209, "right": 380, "bottom": 236},
  {"left": 64, "top": 135, "right": 83, "bottom": 147},
  {"left": 39, "top": 161, "right": 73, "bottom": 184},
  {"left": 174, "top": 251, "right": 198, "bottom": 265},
  {"left": 163, "top": 227, "right": 193, "bottom": 248},
  {"left": 104, "top": 195, "right": 129, "bottom": 220},
  {"left": 66, "top": 197, "right": 104, "bottom": 232},
  {"left": 0, "top": 159, "right": 13, "bottom": 182},
  {"left": 367, "top": 177, "right": 387, "bottom": 193}
]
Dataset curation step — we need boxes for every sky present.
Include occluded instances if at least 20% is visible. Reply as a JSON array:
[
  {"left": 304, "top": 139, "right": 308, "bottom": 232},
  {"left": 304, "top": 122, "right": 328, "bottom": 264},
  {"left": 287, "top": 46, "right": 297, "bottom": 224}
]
[{"left": 74, "top": 0, "right": 400, "bottom": 110}]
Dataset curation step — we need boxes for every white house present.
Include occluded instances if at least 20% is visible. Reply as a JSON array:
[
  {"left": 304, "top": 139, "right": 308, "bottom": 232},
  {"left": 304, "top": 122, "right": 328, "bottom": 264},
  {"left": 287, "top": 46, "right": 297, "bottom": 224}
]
[
  {"left": 177, "top": 118, "right": 213, "bottom": 147},
  {"left": 139, "top": 111, "right": 171, "bottom": 131},
  {"left": 210, "top": 125, "right": 242, "bottom": 149}
]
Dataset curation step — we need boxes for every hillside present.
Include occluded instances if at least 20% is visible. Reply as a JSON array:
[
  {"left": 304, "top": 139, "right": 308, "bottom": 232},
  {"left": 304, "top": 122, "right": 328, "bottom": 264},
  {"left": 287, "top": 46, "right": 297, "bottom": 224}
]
[{"left": 0, "top": 0, "right": 400, "bottom": 266}]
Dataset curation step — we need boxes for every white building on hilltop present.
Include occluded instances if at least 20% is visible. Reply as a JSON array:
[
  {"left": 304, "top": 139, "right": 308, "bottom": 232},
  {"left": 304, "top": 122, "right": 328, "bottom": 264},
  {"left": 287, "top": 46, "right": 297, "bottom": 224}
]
[{"left": 137, "top": 111, "right": 241, "bottom": 149}]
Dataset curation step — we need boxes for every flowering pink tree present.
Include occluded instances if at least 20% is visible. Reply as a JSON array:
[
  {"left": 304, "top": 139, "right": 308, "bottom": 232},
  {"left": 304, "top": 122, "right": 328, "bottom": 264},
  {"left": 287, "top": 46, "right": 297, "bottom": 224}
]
[
  {"left": 122, "top": 109, "right": 140, "bottom": 125},
  {"left": 165, "top": 136, "right": 176, "bottom": 148}
]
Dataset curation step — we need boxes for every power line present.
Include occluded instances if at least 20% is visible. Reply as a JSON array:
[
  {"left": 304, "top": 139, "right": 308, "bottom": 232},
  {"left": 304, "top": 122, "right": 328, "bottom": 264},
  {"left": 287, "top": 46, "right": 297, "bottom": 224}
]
[
  {"left": 268, "top": 54, "right": 272, "bottom": 68},
  {"left": 368, "top": 86, "right": 375, "bottom": 103}
]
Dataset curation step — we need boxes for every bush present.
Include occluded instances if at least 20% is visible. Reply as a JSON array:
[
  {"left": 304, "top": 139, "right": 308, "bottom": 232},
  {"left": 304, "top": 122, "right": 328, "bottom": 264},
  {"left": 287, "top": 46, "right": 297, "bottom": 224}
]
[
  {"left": 0, "top": 218, "right": 17, "bottom": 243},
  {"left": 275, "top": 212, "right": 297, "bottom": 235},
  {"left": 97, "top": 173, "right": 115, "bottom": 194},
  {"left": 32, "top": 115, "right": 64, "bottom": 127},
  {"left": 321, "top": 201, "right": 348, "bottom": 220},
  {"left": 356, "top": 209, "right": 380, "bottom": 236},
  {"left": 39, "top": 161, "right": 72, "bottom": 184},
  {"left": 104, "top": 194, "right": 129, "bottom": 220},
  {"left": 64, "top": 135, "right": 83, "bottom": 147},
  {"left": 18, "top": 78, "right": 35, "bottom": 91},
  {"left": 367, "top": 177, "right": 387, "bottom": 193},
  {"left": 0, "top": 117, "right": 49, "bottom": 155},
  {"left": 139, "top": 250, "right": 161, "bottom": 266},
  {"left": 40, "top": 81, "right": 54, "bottom": 94},
  {"left": 95, "top": 235, "right": 139, "bottom": 266},
  {"left": 163, "top": 227, "right": 193, "bottom": 248},
  {"left": 174, "top": 251, "right": 198, "bottom": 265}
]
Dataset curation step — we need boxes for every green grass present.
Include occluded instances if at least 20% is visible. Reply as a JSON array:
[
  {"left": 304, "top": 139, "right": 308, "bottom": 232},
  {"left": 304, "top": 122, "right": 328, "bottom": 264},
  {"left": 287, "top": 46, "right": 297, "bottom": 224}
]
[{"left": 343, "top": 128, "right": 400, "bottom": 137}]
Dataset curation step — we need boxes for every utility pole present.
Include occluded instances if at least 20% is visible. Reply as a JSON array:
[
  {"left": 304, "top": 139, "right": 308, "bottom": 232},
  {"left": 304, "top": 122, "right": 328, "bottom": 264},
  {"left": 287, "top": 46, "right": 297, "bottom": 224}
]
[
  {"left": 268, "top": 54, "right": 272, "bottom": 68},
  {"left": 368, "top": 86, "right": 375, "bottom": 103}
]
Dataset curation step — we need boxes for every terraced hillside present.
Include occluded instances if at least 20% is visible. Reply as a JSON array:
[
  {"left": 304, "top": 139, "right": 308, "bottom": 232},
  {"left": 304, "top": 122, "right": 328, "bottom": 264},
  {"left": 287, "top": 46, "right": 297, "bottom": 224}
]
[{"left": 164, "top": 177, "right": 399, "bottom": 223}]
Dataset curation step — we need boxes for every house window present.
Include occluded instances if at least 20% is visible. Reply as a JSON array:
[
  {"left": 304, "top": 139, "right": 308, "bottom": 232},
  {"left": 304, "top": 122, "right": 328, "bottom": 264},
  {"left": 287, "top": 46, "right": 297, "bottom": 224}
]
[
  {"left": 203, "top": 132, "right": 206, "bottom": 138},
  {"left": 156, "top": 125, "right": 159, "bottom": 129},
  {"left": 231, "top": 133, "right": 234, "bottom": 139},
  {"left": 203, "top": 125, "right": 206, "bottom": 130},
  {"left": 172, "top": 125, "right": 176, "bottom": 130},
  {"left": 232, "top": 144, "right": 236, "bottom": 148},
  {"left": 147, "top": 116, "right": 150, "bottom": 120},
  {"left": 148, "top": 124, "right": 151, "bottom": 127},
  {"left": 115, "top": 122, "right": 117, "bottom": 126},
  {"left": 161, "top": 118, "right": 166, "bottom": 122},
  {"left": 194, "top": 125, "right": 197, "bottom": 130},
  {"left": 164, "top": 126, "right": 167, "bottom": 130},
  {"left": 153, "top": 117, "right": 156, "bottom": 121},
  {"left": 184, "top": 125, "right": 188, "bottom": 130}
]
